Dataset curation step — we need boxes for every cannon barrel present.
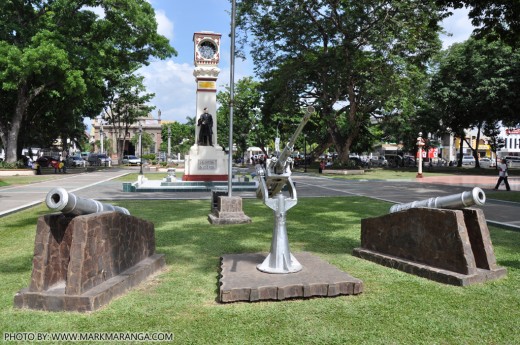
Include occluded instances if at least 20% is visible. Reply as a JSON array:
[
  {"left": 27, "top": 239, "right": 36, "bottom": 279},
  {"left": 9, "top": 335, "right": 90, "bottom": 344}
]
[
  {"left": 389, "top": 187, "right": 486, "bottom": 213},
  {"left": 270, "top": 106, "right": 313, "bottom": 175},
  {"left": 45, "top": 187, "right": 130, "bottom": 216}
]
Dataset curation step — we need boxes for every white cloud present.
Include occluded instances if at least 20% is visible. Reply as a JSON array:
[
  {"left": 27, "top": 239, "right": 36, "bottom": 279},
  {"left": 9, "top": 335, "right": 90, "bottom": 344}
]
[
  {"left": 138, "top": 60, "right": 196, "bottom": 123},
  {"left": 440, "top": 8, "right": 474, "bottom": 49},
  {"left": 138, "top": 53, "right": 256, "bottom": 124},
  {"left": 155, "top": 9, "right": 174, "bottom": 40}
]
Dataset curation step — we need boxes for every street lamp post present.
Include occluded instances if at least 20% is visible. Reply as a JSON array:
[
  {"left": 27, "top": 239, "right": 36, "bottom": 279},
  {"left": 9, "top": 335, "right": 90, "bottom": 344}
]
[
  {"left": 167, "top": 126, "right": 171, "bottom": 162},
  {"left": 100, "top": 123, "right": 104, "bottom": 154},
  {"left": 303, "top": 134, "right": 307, "bottom": 173},
  {"left": 417, "top": 132, "right": 425, "bottom": 178},
  {"left": 138, "top": 123, "right": 143, "bottom": 175}
]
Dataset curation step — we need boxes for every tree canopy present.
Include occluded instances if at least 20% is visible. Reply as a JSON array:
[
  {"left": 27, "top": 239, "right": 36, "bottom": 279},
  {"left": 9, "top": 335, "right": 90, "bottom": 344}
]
[
  {"left": 217, "top": 77, "right": 262, "bottom": 156},
  {"left": 425, "top": 37, "right": 520, "bottom": 166},
  {"left": 0, "top": 0, "right": 176, "bottom": 162},
  {"left": 160, "top": 120, "right": 194, "bottom": 157},
  {"left": 236, "top": 0, "right": 446, "bottom": 163}
]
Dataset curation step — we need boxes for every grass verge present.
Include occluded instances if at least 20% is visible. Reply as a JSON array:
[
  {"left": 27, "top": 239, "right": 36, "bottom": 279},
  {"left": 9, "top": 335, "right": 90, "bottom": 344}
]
[{"left": 0, "top": 197, "right": 519, "bottom": 344}]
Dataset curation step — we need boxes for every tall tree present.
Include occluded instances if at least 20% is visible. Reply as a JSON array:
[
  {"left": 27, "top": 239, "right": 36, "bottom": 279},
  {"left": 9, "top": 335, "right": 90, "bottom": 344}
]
[
  {"left": 217, "top": 77, "right": 263, "bottom": 156},
  {"left": 0, "top": 0, "right": 175, "bottom": 163},
  {"left": 427, "top": 38, "right": 519, "bottom": 166},
  {"left": 102, "top": 69, "right": 155, "bottom": 164},
  {"left": 236, "top": 0, "right": 445, "bottom": 163},
  {"left": 160, "top": 120, "right": 195, "bottom": 157}
]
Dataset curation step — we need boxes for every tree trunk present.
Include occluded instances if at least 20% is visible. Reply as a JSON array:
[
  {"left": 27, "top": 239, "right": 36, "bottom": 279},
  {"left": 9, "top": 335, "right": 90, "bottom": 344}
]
[
  {"left": 5, "top": 87, "right": 29, "bottom": 162},
  {"left": 4, "top": 82, "right": 45, "bottom": 163},
  {"left": 473, "top": 123, "right": 482, "bottom": 168},
  {"left": 458, "top": 132, "right": 464, "bottom": 167}
]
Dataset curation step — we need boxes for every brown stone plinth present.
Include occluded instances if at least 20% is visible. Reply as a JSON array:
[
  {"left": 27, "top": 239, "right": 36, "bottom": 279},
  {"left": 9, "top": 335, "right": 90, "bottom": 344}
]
[
  {"left": 14, "top": 254, "right": 165, "bottom": 312},
  {"left": 209, "top": 195, "right": 251, "bottom": 225},
  {"left": 353, "top": 249, "right": 506, "bottom": 286},
  {"left": 353, "top": 208, "right": 507, "bottom": 286},
  {"left": 14, "top": 212, "right": 165, "bottom": 312},
  {"left": 219, "top": 252, "right": 363, "bottom": 303}
]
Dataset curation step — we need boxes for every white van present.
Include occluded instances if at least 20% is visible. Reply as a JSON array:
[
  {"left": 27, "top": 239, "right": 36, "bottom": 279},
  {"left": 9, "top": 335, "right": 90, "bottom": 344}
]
[{"left": 503, "top": 156, "right": 520, "bottom": 168}]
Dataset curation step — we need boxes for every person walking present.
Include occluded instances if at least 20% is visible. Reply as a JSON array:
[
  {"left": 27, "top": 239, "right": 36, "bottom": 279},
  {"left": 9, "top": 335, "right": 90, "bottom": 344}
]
[{"left": 494, "top": 159, "right": 511, "bottom": 191}]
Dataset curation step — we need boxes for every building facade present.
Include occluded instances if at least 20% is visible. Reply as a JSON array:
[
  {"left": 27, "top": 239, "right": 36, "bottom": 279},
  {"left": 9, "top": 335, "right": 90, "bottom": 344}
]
[
  {"left": 90, "top": 111, "right": 163, "bottom": 160},
  {"left": 500, "top": 127, "right": 520, "bottom": 158}
]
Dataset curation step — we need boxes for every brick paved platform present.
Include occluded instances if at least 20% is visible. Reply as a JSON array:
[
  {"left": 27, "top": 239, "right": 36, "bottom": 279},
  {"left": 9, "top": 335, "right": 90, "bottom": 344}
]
[{"left": 219, "top": 252, "right": 363, "bottom": 303}]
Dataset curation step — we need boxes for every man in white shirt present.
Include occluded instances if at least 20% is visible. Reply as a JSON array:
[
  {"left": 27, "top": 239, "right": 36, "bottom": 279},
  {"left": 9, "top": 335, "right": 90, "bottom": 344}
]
[{"left": 494, "top": 159, "right": 511, "bottom": 191}]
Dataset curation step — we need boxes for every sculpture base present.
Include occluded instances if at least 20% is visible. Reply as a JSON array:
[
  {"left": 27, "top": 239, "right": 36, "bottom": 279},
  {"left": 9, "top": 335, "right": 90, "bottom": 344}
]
[
  {"left": 184, "top": 145, "right": 228, "bottom": 182},
  {"left": 184, "top": 174, "right": 227, "bottom": 181},
  {"left": 219, "top": 252, "right": 363, "bottom": 303},
  {"left": 14, "top": 254, "right": 165, "bottom": 312},
  {"left": 257, "top": 253, "right": 302, "bottom": 274},
  {"left": 208, "top": 195, "right": 251, "bottom": 225}
]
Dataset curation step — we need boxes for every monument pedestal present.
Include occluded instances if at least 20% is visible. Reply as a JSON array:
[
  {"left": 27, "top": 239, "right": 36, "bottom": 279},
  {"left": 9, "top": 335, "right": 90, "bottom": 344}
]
[
  {"left": 208, "top": 194, "right": 251, "bottom": 225},
  {"left": 183, "top": 145, "right": 228, "bottom": 181}
]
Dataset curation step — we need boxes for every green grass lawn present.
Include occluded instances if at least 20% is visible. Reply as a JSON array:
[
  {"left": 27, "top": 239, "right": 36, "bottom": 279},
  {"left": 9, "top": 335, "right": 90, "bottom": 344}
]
[
  {"left": 0, "top": 175, "right": 64, "bottom": 186},
  {"left": 0, "top": 197, "right": 519, "bottom": 344}
]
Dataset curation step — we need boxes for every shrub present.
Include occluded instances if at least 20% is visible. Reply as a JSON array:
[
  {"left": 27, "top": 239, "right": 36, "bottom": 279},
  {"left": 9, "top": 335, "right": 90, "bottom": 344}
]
[
  {"left": 142, "top": 154, "right": 156, "bottom": 161},
  {"left": 0, "top": 160, "right": 27, "bottom": 169}
]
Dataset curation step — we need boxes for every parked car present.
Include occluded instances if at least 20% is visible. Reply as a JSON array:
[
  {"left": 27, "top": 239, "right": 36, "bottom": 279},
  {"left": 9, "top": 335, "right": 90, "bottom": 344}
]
[
  {"left": 35, "top": 155, "right": 59, "bottom": 168},
  {"left": 88, "top": 153, "right": 111, "bottom": 166},
  {"left": 503, "top": 156, "right": 520, "bottom": 168},
  {"left": 67, "top": 155, "right": 86, "bottom": 167},
  {"left": 122, "top": 155, "right": 141, "bottom": 165},
  {"left": 349, "top": 157, "right": 368, "bottom": 168},
  {"left": 403, "top": 156, "right": 416, "bottom": 167},
  {"left": 462, "top": 155, "right": 475, "bottom": 166},
  {"left": 80, "top": 152, "right": 90, "bottom": 161},
  {"left": 478, "top": 157, "right": 496, "bottom": 168},
  {"left": 370, "top": 156, "right": 388, "bottom": 167}
]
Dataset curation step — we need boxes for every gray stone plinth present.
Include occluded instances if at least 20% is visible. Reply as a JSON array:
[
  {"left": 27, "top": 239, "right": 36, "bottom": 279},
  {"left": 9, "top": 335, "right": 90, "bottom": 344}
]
[
  {"left": 209, "top": 195, "right": 251, "bottom": 225},
  {"left": 219, "top": 252, "right": 363, "bottom": 303}
]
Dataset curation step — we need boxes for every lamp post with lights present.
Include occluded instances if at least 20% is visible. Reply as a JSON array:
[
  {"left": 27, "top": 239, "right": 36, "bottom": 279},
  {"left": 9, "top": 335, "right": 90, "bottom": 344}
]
[{"left": 138, "top": 123, "right": 143, "bottom": 175}]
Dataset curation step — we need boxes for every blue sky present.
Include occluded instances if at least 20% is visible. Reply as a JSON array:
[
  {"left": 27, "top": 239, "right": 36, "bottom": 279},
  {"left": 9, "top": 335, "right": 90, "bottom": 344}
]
[{"left": 132, "top": 2, "right": 474, "bottom": 125}]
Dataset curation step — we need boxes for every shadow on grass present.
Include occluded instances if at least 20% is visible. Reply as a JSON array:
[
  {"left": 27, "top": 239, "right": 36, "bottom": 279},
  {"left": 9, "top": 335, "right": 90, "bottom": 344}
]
[
  {"left": 114, "top": 196, "right": 388, "bottom": 277},
  {"left": 0, "top": 253, "right": 33, "bottom": 273},
  {"left": 497, "top": 260, "right": 520, "bottom": 270}
]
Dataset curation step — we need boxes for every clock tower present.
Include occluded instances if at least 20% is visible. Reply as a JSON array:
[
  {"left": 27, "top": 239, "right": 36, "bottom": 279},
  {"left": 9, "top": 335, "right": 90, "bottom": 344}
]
[{"left": 183, "top": 31, "right": 228, "bottom": 181}]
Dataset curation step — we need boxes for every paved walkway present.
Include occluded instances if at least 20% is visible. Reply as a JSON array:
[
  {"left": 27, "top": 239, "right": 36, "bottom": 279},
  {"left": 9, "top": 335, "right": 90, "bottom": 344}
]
[
  {"left": 0, "top": 169, "right": 128, "bottom": 217},
  {"left": 1, "top": 169, "right": 519, "bottom": 230}
]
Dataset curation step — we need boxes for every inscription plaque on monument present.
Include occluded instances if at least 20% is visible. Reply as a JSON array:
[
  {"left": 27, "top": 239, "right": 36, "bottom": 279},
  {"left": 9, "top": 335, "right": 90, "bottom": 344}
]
[{"left": 198, "top": 159, "right": 217, "bottom": 170}]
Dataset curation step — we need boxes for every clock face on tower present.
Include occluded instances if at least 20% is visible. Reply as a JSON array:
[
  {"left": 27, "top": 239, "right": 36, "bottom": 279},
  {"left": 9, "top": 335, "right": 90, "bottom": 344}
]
[{"left": 198, "top": 41, "right": 217, "bottom": 60}]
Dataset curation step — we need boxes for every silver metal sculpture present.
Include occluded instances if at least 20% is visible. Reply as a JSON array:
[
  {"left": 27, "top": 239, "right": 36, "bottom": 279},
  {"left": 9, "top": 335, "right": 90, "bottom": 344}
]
[
  {"left": 389, "top": 187, "right": 486, "bottom": 213},
  {"left": 45, "top": 187, "right": 130, "bottom": 216},
  {"left": 255, "top": 106, "right": 313, "bottom": 274}
]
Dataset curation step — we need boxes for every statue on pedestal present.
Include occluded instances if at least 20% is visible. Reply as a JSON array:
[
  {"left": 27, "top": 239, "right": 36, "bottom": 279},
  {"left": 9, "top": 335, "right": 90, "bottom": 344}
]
[{"left": 198, "top": 107, "right": 213, "bottom": 146}]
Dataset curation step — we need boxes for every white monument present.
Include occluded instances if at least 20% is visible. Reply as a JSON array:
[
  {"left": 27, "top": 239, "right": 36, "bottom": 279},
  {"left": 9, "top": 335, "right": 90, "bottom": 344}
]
[{"left": 184, "top": 32, "right": 228, "bottom": 181}]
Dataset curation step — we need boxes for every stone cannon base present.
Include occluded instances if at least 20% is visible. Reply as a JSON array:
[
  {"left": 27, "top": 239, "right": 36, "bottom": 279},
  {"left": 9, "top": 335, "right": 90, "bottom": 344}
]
[
  {"left": 14, "top": 212, "right": 164, "bottom": 312},
  {"left": 219, "top": 252, "right": 363, "bottom": 303},
  {"left": 353, "top": 208, "right": 507, "bottom": 286},
  {"left": 14, "top": 254, "right": 165, "bottom": 312}
]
